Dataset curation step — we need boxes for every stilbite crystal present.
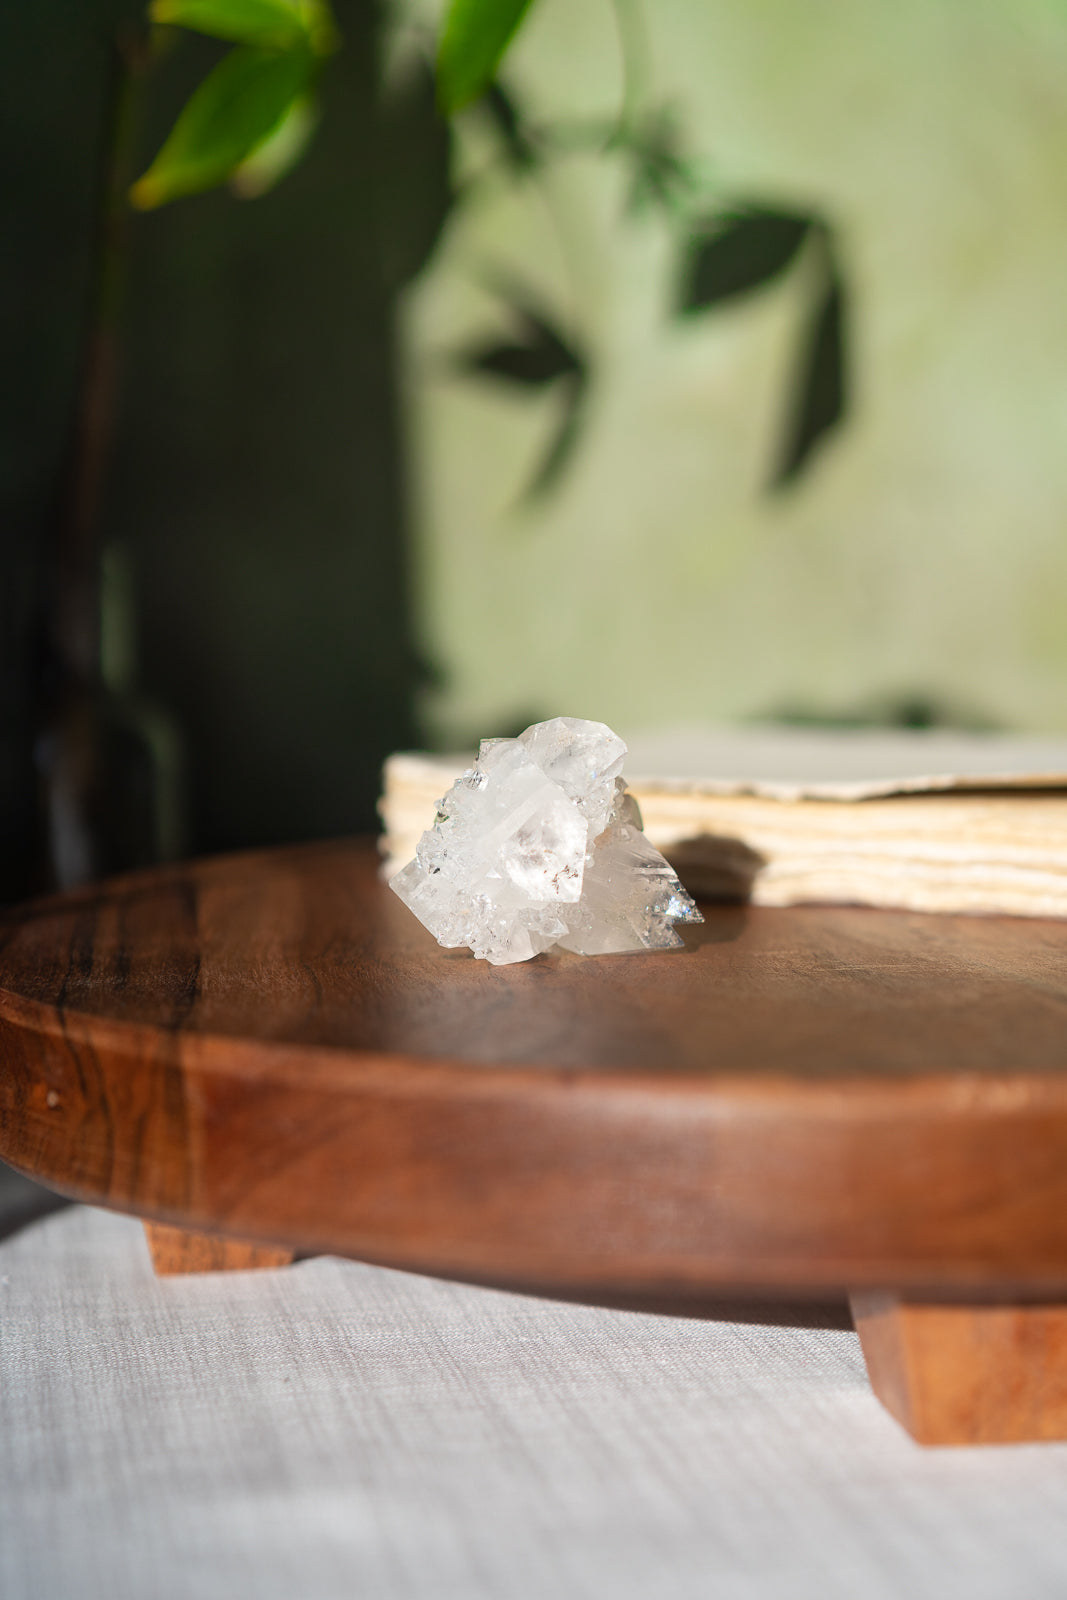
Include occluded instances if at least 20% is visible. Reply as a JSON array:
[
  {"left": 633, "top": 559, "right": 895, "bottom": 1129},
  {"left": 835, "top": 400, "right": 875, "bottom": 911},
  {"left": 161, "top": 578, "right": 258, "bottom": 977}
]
[{"left": 390, "top": 717, "right": 702, "bottom": 965}]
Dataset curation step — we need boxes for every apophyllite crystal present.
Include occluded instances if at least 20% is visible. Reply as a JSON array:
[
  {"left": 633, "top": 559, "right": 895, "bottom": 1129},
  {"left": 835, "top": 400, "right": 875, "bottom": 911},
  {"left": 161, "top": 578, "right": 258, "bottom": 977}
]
[{"left": 389, "top": 717, "right": 702, "bottom": 965}]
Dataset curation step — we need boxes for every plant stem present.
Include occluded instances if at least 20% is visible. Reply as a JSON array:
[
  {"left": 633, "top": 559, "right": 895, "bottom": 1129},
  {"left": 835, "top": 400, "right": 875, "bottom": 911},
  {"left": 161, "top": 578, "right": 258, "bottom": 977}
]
[{"left": 49, "top": 26, "right": 146, "bottom": 687}]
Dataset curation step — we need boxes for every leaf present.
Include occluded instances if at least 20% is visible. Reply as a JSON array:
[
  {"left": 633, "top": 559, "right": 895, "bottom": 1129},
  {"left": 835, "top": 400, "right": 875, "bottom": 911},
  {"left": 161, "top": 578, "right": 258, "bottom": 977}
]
[
  {"left": 229, "top": 92, "right": 318, "bottom": 197},
  {"left": 460, "top": 338, "right": 570, "bottom": 386},
  {"left": 130, "top": 40, "right": 316, "bottom": 209},
  {"left": 453, "top": 291, "right": 587, "bottom": 502},
  {"left": 523, "top": 373, "right": 584, "bottom": 501},
  {"left": 436, "top": 0, "right": 536, "bottom": 115},
  {"left": 456, "top": 310, "right": 582, "bottom": 388},
  {"left": 480, "top": 83, "right": 538, "bottom": 173},
  {"left": 770, "top": 249, "right": 847, "bottom": 488},
  {"left": 149, "top": 0, "right": 310, "bottom": 46},
  {"left": 623, "top": 108, "right": 696, "bottom": 216},
  {"left": 678, "top": 207, "right": 812, "bottom": 313}
]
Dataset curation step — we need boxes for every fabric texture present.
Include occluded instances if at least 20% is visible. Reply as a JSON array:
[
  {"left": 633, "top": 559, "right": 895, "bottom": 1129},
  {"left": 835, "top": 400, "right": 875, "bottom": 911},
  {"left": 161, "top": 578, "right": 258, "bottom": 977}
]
[{"left": 3, "top": 1202, "right": 1067, "bottom": 1600}]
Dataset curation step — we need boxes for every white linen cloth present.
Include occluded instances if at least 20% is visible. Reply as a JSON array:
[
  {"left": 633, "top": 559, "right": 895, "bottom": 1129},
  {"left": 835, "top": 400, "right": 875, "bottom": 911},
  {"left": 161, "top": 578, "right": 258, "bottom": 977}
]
[{"left": 3, "top": 1200, "right": 1067, "bottom": 1600}]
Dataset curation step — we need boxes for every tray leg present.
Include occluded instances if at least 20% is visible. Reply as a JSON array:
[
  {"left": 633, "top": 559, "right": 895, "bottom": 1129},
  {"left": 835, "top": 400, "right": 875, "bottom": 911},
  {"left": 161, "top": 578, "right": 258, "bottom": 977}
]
[
  {"left": 850, "top": 1291, "right": 1067, "bottom": 1445},
  {"left": 144, "top": 1222, "right": 295, "bottom": 1276}
]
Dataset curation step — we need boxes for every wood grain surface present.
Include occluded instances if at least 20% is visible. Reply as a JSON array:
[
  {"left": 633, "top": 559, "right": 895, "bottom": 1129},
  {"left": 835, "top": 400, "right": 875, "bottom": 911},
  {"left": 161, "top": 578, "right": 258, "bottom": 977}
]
[
  {"left": 2, "top": 837, "right": 1067, "bottom": 1300},
  {"left": 143, "top": 1222, "right": 295, "bottom": 1276},
  {"left": 850, "top": 1292, "right": 1067, "bottom": 1445}
]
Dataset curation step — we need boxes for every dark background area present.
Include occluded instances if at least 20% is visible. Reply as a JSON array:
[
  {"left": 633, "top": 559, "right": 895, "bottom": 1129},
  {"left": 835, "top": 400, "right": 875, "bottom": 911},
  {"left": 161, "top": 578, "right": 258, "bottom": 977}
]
[{"left": 1, "top": 0, "right": 439, "bottom": 903}]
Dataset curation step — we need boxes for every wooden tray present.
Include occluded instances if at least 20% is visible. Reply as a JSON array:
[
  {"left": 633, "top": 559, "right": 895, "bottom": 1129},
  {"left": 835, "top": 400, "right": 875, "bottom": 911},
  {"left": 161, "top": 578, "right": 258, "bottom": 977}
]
[{"left": 3, "top": 837, "right": 1067, "bottom": 1445}]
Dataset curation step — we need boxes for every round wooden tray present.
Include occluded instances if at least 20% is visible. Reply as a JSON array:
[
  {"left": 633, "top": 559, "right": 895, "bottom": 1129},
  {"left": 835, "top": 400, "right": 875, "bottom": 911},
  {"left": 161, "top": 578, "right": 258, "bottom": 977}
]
[
  {"left": 3, "top": 832, "right": 1066, "bottom": 1293},
  {"left": 3, "top": 837, "right": 1067, "bottom": 1442}
]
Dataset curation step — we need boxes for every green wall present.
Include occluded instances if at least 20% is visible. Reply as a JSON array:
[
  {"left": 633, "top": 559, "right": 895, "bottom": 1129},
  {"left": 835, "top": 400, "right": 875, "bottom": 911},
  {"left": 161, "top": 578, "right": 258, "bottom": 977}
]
[{"left": 398, "top": 0, "right": 1067, "bottom": 748}]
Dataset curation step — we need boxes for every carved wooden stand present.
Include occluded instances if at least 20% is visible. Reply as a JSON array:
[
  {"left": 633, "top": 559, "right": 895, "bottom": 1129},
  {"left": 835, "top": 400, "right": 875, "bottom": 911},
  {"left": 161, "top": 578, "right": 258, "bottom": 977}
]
[{"left": 5, "top": 839, "right": 1067, "bottom": 1451}]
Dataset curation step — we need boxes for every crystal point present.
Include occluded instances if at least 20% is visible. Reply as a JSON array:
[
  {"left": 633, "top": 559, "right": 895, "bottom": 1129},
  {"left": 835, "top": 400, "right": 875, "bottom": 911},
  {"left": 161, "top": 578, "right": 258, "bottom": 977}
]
[{"left": 390, "top": 717, "right": 702, "bottom": 965}]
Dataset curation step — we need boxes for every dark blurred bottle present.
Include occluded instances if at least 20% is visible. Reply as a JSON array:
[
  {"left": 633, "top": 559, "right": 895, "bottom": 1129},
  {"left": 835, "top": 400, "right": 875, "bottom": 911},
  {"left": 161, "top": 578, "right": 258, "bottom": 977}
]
[
  {"left": 24, "top": 27, "right": 184, "bottom": 898},
  {"left": 34, "top": 540, "right": 185, "bottom": 893}
]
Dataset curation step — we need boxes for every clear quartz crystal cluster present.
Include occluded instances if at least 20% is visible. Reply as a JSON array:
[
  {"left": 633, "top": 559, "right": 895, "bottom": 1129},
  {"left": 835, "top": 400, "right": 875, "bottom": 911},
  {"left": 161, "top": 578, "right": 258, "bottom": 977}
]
[{"left": 390, "top": 717, "right": 702, "bottom": 965}]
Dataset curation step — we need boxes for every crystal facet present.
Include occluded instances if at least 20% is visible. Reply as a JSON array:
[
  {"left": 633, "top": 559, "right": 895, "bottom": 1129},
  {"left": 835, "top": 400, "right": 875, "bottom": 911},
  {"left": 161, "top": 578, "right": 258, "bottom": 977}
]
[{"left": 390, "top": 717, "right": 703, "bottom": 965}]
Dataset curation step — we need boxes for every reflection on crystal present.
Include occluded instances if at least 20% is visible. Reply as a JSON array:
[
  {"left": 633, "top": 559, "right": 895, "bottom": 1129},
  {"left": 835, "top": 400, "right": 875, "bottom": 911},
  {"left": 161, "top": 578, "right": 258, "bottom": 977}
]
[{"left": 390, "top": 716, "right": 703, "bottom": 965}]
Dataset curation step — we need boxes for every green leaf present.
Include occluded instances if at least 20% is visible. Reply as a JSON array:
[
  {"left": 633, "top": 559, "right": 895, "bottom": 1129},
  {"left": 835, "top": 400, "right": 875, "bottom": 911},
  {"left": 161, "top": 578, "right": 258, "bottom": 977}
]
[
  {"left": 678, "top": 208, "right": 812, "bottom": 313},
  {"left": 229, "top": 92, "right": 318, "bottom": 197},
  {"left": 149, "top": 0, "right": 310, "bottom": 47},
  {"left": 453, "top": 287, "right": 587, "bottom": 501},
  {"left": 522, "top": 373, "right": 585, "bottom": 501},
  {"left": 771, "top": 244, "right": 848, "bottom": 488},
  {"left": 437, "top": 0, "right": 536, "bottom": 114},
  {"left": 458, "top": 332, "right": 576, "bottom": 386},
  {"left": 624, "top": 108, "right": 696, "bottom": 216},
  {"left": 130, "top": 41, "right": 316, "bottom": 209},
  {"left": 480, "top": 83, "right": 538, "bottom": 173},
  {"left": 455, "top": 294, "right": 583, "bottom": 388}
]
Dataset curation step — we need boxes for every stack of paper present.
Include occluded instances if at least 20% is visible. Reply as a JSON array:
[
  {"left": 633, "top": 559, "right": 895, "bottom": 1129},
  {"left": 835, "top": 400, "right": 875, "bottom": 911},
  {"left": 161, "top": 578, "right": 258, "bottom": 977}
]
[{"left": 380, "top": 727, "right": 1067, "bottom": 918}]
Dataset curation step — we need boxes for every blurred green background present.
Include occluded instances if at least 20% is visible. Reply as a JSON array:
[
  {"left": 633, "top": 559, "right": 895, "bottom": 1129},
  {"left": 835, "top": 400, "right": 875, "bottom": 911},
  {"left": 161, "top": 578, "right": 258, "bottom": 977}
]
[
  {"left": 402, "top": 0, "right": 1067, "bottom": 747},
  {"left": 4, "top": 0, "right": 1067, "bottom": 902}
]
